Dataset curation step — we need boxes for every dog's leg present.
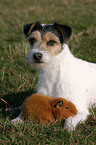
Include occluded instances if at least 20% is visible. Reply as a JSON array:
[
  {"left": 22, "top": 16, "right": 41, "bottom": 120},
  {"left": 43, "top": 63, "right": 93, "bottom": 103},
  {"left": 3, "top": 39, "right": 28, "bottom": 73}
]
[
  {"left": 64, "top": 109, "right": 90, "bottom": 131},
  {"left": 8, "top": 113, "right": 23, "bottom": 125}
]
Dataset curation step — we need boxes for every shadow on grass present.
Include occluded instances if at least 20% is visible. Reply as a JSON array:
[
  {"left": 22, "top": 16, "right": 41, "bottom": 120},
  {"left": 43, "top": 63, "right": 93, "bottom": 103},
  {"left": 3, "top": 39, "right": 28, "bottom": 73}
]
[{"left": 0, "top": 89, "right": 36, "bottom": 119}]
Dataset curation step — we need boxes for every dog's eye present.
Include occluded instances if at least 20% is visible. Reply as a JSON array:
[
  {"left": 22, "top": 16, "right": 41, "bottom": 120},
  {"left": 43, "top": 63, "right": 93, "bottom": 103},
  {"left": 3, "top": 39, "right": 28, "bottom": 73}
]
[
  {"left": 47, "top": 40, "right": 57, "bottom": 46},
  {"left": 65, "top": 106, "right": 69, "bottom": 109},
  {"left": 29, "top": 38, "right": 37, "bottom": 45}
]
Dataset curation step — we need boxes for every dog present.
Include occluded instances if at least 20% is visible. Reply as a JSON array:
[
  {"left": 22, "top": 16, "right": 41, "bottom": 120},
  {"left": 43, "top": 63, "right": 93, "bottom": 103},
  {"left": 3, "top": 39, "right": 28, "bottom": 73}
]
[
  {"left": 23, "top": 22, "right": 96, "bottom": 131},
  {"left": 24, "top": 22, "right": 96, "bottom": 130},
  {"left": 22, "top": 94, "right": 77, "bottom": 125}
]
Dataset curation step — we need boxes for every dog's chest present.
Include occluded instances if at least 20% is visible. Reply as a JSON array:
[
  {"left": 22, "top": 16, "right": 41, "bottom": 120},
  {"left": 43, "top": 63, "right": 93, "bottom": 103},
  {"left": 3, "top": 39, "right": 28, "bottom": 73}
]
[{"left": 38, "top": 67, "right": 70, "bottom": 98}]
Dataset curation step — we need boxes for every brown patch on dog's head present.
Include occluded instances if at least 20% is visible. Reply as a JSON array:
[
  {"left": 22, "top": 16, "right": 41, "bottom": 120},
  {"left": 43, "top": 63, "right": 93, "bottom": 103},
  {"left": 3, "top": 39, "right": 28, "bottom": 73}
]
[
  {"left": 51, "top": 98, "right": 77, "bottom": 121},
  {"left": 42, "top": 31, "right": 62, "bottom": 55},
  {"left": 23, "top": 22, "right": 72, "bottom": 56},
  {"left": 23, "top": 22, "right": 72, "bottom": 43},
  {"left": 26, "top": 30, "right": 62, "bottom": 56},
  {"left": 27, "top": 30, "right": 41, "bottom": 45}
]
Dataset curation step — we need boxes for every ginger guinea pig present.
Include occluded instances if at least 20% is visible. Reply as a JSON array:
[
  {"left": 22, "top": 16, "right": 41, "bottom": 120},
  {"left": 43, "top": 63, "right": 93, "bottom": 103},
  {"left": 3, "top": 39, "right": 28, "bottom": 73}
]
[{"left": 22, "top": 94, "right": 77, "bottom": 125}]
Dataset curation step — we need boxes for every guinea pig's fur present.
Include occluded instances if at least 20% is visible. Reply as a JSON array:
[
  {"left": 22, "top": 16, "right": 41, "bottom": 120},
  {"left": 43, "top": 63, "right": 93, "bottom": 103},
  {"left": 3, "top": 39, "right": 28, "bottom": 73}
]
[{"left": 22, "top": 94, "right": 77, "bottom": 125}]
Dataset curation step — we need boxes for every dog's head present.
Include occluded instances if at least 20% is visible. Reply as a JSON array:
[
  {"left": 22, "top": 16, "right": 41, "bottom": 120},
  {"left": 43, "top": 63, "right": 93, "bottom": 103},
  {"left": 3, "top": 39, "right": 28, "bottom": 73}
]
[{"left": 23, "top": 22, "right": 72, "bottom": 67}]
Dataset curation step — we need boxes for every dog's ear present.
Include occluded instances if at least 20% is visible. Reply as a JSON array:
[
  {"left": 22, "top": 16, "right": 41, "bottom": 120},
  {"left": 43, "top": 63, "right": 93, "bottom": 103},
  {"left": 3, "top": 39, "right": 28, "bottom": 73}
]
[
  {"left": 54, "top": 22, "right": 72, "bottom": 43},
  {"left": 23, "top": 22, "right": 41, "bottom": 38},
  {"left": 53, "top": 100, "right": 64, "bottom": 108}
]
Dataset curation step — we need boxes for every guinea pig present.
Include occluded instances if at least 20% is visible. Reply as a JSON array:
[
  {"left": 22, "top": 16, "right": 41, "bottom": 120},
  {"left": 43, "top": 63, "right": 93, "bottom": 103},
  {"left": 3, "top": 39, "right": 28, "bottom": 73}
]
[{"left": 22, "top": 94, "right": 77, "bottom": 125}]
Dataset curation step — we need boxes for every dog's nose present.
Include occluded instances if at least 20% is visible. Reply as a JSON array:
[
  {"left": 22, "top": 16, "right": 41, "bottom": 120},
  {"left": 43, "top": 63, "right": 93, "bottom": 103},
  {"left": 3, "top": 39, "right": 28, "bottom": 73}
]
[{"left": 33, "top": 53, "right": 42, "bottom": 61}]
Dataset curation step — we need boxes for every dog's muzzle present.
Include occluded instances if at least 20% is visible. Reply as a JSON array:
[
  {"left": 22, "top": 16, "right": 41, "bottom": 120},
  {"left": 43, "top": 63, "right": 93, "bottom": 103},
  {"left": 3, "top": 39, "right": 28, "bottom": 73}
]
[{"left": 33, "top": 52, "right": 43, "bottom": 63}]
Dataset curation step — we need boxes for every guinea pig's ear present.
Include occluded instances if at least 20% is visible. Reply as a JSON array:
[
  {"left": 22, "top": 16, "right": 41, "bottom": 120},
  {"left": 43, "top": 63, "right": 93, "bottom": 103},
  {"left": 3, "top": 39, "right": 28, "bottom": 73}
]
[
  {"left": 54, "top": 100, "right": 63, "bottom": 108},
  {"left": 54, "top": 22, "right": 72, "bottom": 43}
]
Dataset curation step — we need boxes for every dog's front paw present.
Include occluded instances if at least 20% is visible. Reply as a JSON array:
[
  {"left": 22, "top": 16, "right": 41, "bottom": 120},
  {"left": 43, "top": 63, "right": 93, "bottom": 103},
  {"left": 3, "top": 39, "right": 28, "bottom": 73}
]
[
  {"left": 64, "top": 117, "right": 76, "bottom": 131},
  {"left": 11, "top": 118, "right": 23, "bottom": 124},
  {"left": 8, "top": 113, "right": 23, "bottom": 125},
  {"left": 64, "top": 113, "right": 87, "bottom": 131}
]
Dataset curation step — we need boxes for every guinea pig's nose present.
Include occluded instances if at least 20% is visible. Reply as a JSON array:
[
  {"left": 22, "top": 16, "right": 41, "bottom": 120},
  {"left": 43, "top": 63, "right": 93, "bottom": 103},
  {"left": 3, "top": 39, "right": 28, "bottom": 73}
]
[{"left": 33, "top": 52, "right": 42, "bottom": 61}]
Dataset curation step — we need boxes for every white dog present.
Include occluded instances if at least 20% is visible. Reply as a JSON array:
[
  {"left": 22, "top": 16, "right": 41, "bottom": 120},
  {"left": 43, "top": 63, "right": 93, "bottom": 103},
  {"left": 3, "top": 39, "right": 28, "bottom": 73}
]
[{"left": 13, "top": 22, "right": 96, "bottom": 130}]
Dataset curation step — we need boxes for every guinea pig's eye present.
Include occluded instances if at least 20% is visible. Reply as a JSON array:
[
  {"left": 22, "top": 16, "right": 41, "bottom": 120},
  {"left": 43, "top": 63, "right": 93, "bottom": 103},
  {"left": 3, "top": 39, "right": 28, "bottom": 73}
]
[
  {"left": 29, "top": 37, "right": 37, "bottom": 45},
  {"left": 47, "top": 40, "right": 57, "bottom": 46},
  {"left": 65, "top": 106, "right": 69, "bottom": 109}
]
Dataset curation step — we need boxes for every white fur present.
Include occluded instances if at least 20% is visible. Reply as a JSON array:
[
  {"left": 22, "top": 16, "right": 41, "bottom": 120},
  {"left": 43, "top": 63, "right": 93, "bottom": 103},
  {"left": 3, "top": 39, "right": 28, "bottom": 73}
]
[
  {"left": 34, "top": 43, "right": 96, "bottom": 130},
  {"left": 10, "top": 43, "right": 96, "bottom": 130},
  {"left": 41, "top": 24, "right": 52, "bottom": 27},
  {"left": 27, "top": 47, "right": 52, "bottom": 64}
]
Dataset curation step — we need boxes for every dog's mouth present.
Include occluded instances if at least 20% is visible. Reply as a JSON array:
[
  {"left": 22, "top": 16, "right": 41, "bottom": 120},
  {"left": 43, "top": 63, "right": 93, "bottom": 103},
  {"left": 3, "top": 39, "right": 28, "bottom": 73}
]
[{"left": 33, "top": 60, "right": 44, "bottom": 63}]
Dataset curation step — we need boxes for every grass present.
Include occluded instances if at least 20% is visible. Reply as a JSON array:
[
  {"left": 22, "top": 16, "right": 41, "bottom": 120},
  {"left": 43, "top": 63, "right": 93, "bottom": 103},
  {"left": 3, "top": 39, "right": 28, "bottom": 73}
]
[{"left": 0, "top": 0, "right": 96, "bottom": 144}]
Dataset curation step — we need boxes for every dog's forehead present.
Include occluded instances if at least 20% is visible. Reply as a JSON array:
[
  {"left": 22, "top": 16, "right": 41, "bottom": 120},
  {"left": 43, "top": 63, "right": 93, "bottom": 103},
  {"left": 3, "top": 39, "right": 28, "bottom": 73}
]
[
  {"left": 41, "top": 24, "right": 52, "bottom": 27},
  {"left": 43, "top": 25, "right": 56, "bottom": 32},
  {"left": 35, "top": 23, "right": 60, "bottom": 39},
  {"left": 38, "top": 23, "right": 55, "bottom": 32}
]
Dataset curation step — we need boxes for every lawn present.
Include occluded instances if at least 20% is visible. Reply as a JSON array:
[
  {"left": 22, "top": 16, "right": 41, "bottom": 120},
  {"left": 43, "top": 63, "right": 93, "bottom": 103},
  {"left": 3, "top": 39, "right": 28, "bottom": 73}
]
[{"left": 0, "top": 0, "right": 96, "bottom": 144}]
